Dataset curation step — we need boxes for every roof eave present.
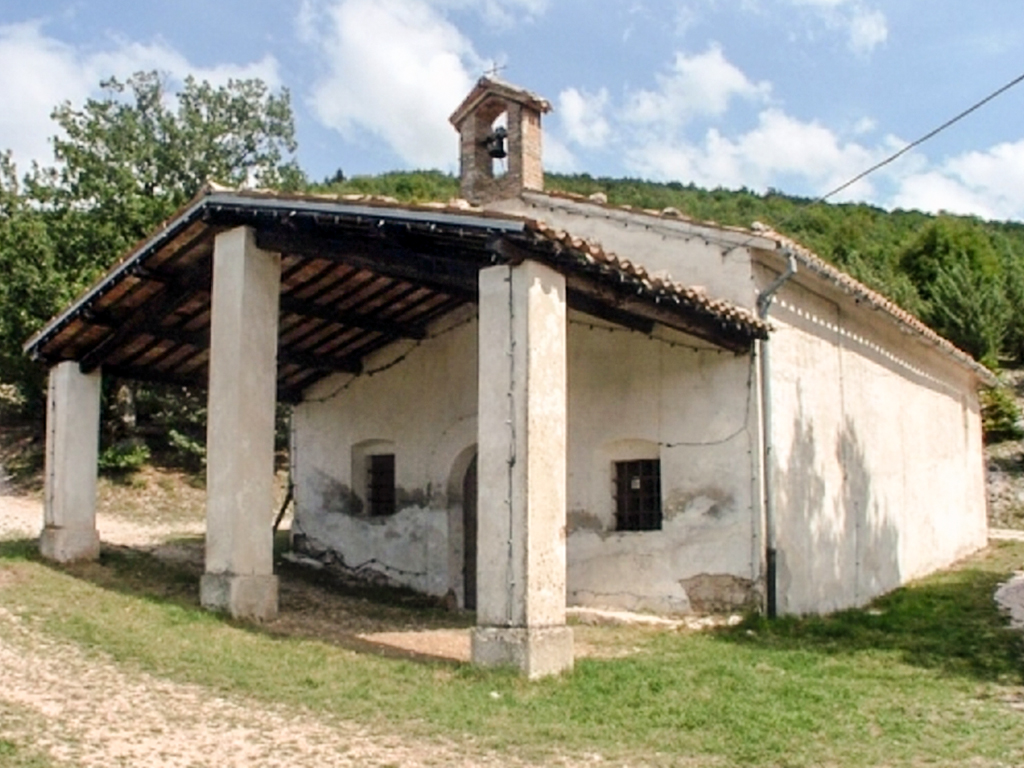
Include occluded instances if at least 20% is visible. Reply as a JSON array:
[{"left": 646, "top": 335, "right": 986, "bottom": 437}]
[
  {"left": 23, "top": 191, "right": 528, "bottom": 361},
  {"left": 754, "top": 245, "right": 999, "bottom": 388}
]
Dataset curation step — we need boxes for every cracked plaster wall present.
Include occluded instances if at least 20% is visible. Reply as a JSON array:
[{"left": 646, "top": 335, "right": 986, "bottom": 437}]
[
  {"left": 291, "top": 309, "right": 478, "bottom": 597},
  {"left": 291, "top": 302, "right": 760, "bottom": 614},
  {"left": 565, "top": 319, "right": 759, "bottom": 614}
]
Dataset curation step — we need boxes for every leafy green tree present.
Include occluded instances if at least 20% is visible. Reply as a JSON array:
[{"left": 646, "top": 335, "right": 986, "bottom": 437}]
[
  {"left": 1, "top": 71, "right": 305, "bottom": 416},
  {"left": 926, "top": 260, "right": 1009, "bottom": 364},
  {"left": 998, "top": 242, "right": 1024, "bottom": 363},
  {"left": 898, "top": 217, "right": 1003, "bottom": 298},
  {"left": 28, "top": 71, "right": 304, "bottom": 273},
  {"left": 0, "top": 152, "right": 68, "bottom": 411},
  {"left": 316, "top": 169, "right": 458, "bottom": 202},
  {"left": 896, "top": 218, "right": 1013, "bottom": 364}
]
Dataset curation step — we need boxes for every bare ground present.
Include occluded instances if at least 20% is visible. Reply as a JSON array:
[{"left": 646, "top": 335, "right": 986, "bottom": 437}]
[
  {"left": 0, "top": 495, "right": 521, "bottom": 767},
  {"left": 0, "top": 488, "right": 634, "bottom": 766},
  {"left": 987, "top": 368, "right": 1024, "bottom": 530},
  {"left": 0, "top": 604, "right": 525, "bottom": 768}
]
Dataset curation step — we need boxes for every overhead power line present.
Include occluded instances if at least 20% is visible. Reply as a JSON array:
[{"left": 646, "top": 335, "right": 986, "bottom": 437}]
[{"left": 814, "top": 69, "right": 1024, "bottom": 205}]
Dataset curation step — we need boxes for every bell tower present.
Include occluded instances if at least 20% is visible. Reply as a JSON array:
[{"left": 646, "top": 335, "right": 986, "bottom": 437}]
[{"left": 449, "top": 77, "right": 551, "bottom": 205}]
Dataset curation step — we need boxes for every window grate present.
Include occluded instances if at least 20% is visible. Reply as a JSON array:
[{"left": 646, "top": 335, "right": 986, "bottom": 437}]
[
  {"left": 368, "top": 454, "right": 396, "bottom": 516},
  {"left": 614, "top": 459, "right": 662, "bottom": 531}
]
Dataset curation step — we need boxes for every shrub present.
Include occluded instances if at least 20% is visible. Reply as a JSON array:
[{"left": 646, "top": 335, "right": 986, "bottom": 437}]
[
  {"left": 98, "top": 440, "right": 151, "bottom": 474},
  {"left": 981, "top": 387, "right": 1024, "bottom": 443},
  {"left": 167, "top": 429, "right": 206, "bottom": 470}
]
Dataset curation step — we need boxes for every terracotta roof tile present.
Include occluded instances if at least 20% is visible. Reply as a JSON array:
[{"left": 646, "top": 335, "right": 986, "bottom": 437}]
[
  {"left": 532, "top": 189, "right": 996, "bottom": 385},
  {"left": 449, "top": 76, "right": 552, "bottom": 127},
  {"left": 522, "top": 219, "right": 769, "bottom": 340},
  {"left": 760, "top": 227, "right": 997, "bottom": 384}
]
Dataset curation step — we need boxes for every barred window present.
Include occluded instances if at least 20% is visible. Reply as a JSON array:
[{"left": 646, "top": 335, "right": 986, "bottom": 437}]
[
  {"left": 614, "top": 459, "right": 662, "bottom": 531},
  {"left": 367, "top": 454, "right": 396, "bottom": 516}
]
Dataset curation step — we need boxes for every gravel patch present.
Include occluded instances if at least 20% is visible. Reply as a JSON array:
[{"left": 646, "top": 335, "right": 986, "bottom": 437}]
[{"left": 0, "top": 606, "right": 526, "bottom": 767}]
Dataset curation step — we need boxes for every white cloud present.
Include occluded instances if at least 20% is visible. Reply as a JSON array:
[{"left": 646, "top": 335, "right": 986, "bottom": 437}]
[
  {"left": 673, "top": 5, "right": 699, "bottom": 37},
  {"left": 892, "top": 140, "right": 1024, "bottom": 220},
  {"left": 788, "top": 0, "right": 887, "bottom": 54},
  {"left": 625, "top": 45, "right": 770, "bottom": 128},
  {"left": 852, "top": 116, "right": 877, "bottom": 135},
  {"left": 847, "top": 8, "right": 887, "bottom": 55},
  {"left": 299, "top": 0, "right": 482, "bottom": 169},
  {"left": 475, "top": 0, "right": 548, "bottom": 27},
  {"left": 891, "top": 172, "right": 998, "bottom": 219},
  {"left": 558, "top": 87, "right": 611, "bottom": 149},
  {"left": 626, "top": 108, "right": 882, "bottom": 199},
  {"left": 90, "top": 44, "right": 280, "bottom": 91},
  {"left": 0, "top": 22, "right": 90, "bottom": 168},
  {"left": 429, "top": 0, "right": 548, "bottom": 27},
  {"left": 542, "top": 133, "right": 577, "bottom": 173},
  {"left": 0, "top": 20, "right": 280, "bottom": 170},
  {"left": 789, "top": 0, "right": 847, "bottom": 8}
]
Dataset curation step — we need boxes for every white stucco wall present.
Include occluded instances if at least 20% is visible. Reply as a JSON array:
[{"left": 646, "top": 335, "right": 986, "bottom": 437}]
[
  {"left": 565, "top": 317, "right": 760, "bottom": 614},
  {"left": 762, "top": 262, "right": 988, "bottom": 615},
  {"left": 291, "top": 307, "right": 479, "bottom": 597},
  {"left": 291, "top": 300, "right": 760, "bottom": 613},
  {"left": 290, "top": 233, "right": 987, "bottom": 618}
]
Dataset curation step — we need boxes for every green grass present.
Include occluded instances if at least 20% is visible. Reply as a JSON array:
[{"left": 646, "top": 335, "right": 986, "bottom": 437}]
[
  {"left": 1, "top": 537, "right": 1024, "bottom": 766},
  {"left": 0, "top": 719, "right": 60, "bottom": 768}
]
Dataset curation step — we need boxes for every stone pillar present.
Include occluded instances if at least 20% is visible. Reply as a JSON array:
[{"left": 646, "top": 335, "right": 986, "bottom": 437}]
[
  {"left": 200, "top": 226, "right": 281, "bottom": 621},
  {"left": 39, "top": 362, "right": 102, "bottom": 562},
  {"left": 473, "top": 260, "right": 573, "bottom": 678}
]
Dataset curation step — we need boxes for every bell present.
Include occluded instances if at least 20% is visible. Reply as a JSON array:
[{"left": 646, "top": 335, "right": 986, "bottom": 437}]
[{"left": 483, "top": 126, "right": 508, "bottom": 159}]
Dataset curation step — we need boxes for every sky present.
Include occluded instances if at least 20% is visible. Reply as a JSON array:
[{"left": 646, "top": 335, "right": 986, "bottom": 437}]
[{"left": 1, "top": 0, "right": 1023, "bottom": 222}]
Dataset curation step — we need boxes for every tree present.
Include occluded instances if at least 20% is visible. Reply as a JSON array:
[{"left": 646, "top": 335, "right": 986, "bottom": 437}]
[
  {"left": 28, "top": 71, "right": 304, "bottom": 273},
  {"left": 896, "top": 218, "right": 1013, "bottom": 365},
  {"left": 926, "top": 260, "right": 1009, "bottom": 365},
  {"left": 0, "top": 152, "right": 68, "bottom": 410},
  {"left": 898, "top": 217, "right": 1003, "bottom": 299},
  {"left": 0, "top": 71, "right": 305, "bottom": 414}
]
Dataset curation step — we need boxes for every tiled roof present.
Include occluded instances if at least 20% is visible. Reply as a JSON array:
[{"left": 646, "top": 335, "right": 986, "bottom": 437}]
[
  {"left": 24, "top": 185, "right": 766, "bottom": 398},
  {"left": 521, "top": 219, "right": 768, "bottom": 339},
  {"left": 757, "top": 227, "right": 997, "bottom": 384},
  {"left": 205, "top": 187, "right": 767, "bottom": 342},
  {"left": 529, "top": 189, "right": 997, "bottom": 385}
]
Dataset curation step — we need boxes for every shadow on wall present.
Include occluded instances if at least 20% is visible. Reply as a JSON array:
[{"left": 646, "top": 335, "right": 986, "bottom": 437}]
[
  {"left": 775, "top": 405, "right": 900, "bottom": 614},
  {"left": 840, "top": 418, "right": 900, "bottom": 603}
]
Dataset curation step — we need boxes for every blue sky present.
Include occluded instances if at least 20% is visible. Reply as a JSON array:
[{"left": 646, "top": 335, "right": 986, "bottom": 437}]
[{"left": 2, "top": 0, "right": 1023, "bottom": 221}]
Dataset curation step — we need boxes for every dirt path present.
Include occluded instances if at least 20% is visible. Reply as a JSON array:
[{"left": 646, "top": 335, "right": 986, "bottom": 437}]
[
  {"left": 0, "top": 605, "right": 524, "bottom": 767},
  {"left": 0, "top": 494, "right": 543, "bottom": 767},
  {"left": 0, "top": 492, "right": 205, "bottom": 549}
]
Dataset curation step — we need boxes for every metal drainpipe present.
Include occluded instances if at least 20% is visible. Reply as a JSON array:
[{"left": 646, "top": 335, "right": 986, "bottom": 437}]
[{"left": 756, "top": 250, "right": 797, "bottom": 619}]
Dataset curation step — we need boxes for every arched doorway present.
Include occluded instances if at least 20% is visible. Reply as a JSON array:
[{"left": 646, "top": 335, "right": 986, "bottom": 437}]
[{"left": 462, "top": 454, "right": 478, "bottom": 610}]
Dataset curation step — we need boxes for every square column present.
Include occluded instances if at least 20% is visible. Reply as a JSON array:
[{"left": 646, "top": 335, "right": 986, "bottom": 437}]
[
  {"left": 200, "top": 226, "right": 281, "bottom": 621},
  {"left": 473, "top": 261, "right": 573, "bottom": 678},
  {"left": 39, "top": 361, "right": 101, "bottom": 562}
]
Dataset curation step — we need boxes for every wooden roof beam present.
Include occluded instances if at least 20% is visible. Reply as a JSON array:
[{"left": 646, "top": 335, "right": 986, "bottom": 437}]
[
  {"left": 255, "top": 230, "right": 478, "bottom": 301},
  {"left": 278, "top": 348, "right": 363, "bottom": 374},
  {"left": 78, "top": 266, "right": 212, "bottom": 373},
  {"left": 279, "top": 295, "right": 428, "bottom": 340},
  {"left": 565, "top": 274, "right": 752, "bottom": 354}
]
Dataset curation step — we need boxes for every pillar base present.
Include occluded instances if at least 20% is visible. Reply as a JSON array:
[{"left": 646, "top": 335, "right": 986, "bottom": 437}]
[
  {"left": 200, "top": 573, "right": 279, "bottom": 621},
  {"left": 39, "top": 525, "right": 100, "bottom": 563},
  {"left": 471, "top": 626, "right": 574, "bottom": 679}
]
